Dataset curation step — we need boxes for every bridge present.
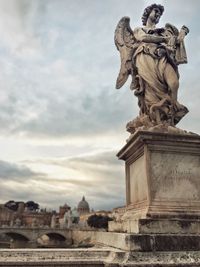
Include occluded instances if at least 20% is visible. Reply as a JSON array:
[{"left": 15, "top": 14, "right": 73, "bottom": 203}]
[{"left": 0, "top": 227, "right": 72, "bottom": 248}]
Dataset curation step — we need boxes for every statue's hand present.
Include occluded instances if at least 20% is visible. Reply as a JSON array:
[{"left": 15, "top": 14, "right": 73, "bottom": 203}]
[
  {"left": 177, "top": 25, "right": 189, "bottom": 42},
  {"left": 181, "top": 25, "right": 189, "bottom": 35}
]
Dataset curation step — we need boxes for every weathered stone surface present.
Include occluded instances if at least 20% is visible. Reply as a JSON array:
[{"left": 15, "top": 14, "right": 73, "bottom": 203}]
[
  {"left": 117, "top": 131, "right": 200, "bottom": 219},
  {"left": 1, "top": 248, "right": 200, "bottom": 266},
  {"left": 109, "top": 218, "right": 200, "bottom": 234},
  {"left": 105, "top": 251, "right": 200, "bottom": 266},
  {"left": 72, "top": 231, "right": 132, "bottom": 251},
  {"left": 0, "top": 248, "right": 110, "bottom": 266},
  {"left": 108, "top": 233, "right": 200, "bottom": 252},
  {"left": 71, "top": 230, "right": 200, "bottom": 252}
]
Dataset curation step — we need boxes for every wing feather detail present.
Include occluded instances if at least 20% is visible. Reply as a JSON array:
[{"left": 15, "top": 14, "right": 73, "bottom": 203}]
[{"left": 114, "top": 17, "right": 135, "bottom": 89}]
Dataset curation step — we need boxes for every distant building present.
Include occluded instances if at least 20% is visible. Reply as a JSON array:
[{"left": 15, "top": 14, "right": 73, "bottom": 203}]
[
  {"left": 0, "top": 197, "right": 91, "bottom": 228},
  {"left": 22, "top": 211, "right": 52, "bottom": 227},
  {"left": 0, "top": 205, "right": 14, "bottom": 226},
  {"left": 77, "top": 196, "right": 90, "bottom": 215},
  {"left": 59, "top": 203, "right": 71, "bottom": 219},
  {"left": 0, "top": 201, "right": 52, "bottom": 227}
]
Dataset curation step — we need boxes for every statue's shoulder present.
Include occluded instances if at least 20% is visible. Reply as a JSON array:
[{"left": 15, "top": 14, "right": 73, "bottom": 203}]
[
  {"left": 133, "top": 26, "right": 142, "bottom": 33},
  {"left": 133, "top": 27, "right": 148, "bottom": 40},
  {"left": 134, "top": 26, "right": 143, "bottom": 30}
]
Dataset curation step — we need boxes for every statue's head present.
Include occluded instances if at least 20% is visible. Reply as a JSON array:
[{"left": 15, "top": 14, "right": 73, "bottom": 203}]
[{"left": 142, "top": 4, "right": 164, "bottom": 25}]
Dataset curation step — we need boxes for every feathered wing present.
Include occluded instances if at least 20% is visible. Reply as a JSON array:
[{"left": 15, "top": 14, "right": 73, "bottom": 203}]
[{"left": 114, "top": 17, "right": 135, "bottom": 89}]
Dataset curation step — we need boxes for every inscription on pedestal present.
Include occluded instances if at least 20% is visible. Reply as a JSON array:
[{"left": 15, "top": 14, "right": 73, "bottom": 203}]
[{"left": 150, "top": 152, "right": 200, "bottom": 201}]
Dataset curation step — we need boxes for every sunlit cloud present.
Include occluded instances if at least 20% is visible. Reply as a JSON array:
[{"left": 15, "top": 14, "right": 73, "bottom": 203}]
[{"left": 0, "top": 151, "right": 125, "bottom": 210}]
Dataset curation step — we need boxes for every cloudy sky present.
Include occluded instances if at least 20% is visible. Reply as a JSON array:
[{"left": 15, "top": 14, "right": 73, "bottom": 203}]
[{"left": 0, "top": 0, "right": 199, "bottom": 211}]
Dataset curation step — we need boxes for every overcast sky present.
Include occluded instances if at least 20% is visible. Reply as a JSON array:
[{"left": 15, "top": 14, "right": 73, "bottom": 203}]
[{"left": 0, "top": 0, "right": 199, "bottom": 211}]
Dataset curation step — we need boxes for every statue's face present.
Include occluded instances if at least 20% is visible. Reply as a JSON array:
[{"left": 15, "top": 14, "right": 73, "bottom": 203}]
[{"left": 148, "top": 7, "right": 162, "bottom": 24}]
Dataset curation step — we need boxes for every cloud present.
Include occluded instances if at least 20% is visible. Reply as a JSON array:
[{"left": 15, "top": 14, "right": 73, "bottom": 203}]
[
  {"left": 0, "top": 160, "right": 41, "bottom": 180},
  {"left": 0, "top": 60, "right": 136, "bottom": 139},
  {"left": 0, "top": 150, "right": 125, "bottom": 210},
  {"left": 0, "top": 0, "right": 45, "bottom": 58},
  {"left": 0, "top": 0, "right": 139, "bottom": 140},
  {"left": 0, "top": 159, "right": 48, "bottom": 206},
  {"left": 36, "top": 150, "right": 125, "bottom": 210},
  {"left": 0, "top": 0, "right": 199, "bottom": 140}
]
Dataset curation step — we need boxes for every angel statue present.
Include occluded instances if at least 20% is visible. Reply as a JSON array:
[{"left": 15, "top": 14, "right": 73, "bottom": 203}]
[{"left": 115, "top": 4, "right": 189, "bottom": 134}]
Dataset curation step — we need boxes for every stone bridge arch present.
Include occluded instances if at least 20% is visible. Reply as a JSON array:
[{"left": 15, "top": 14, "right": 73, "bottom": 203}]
[
  {"left": 42, "top": 232, "right": 66, "bottom": 240},
  {"left": 1, "top": 230, "right": 30, "bottom": 241},
  {"left": 37, "top": 230, "right": 72, "bottom": 247},
  {"left": 1, "top": 230, "right": 30, "bottom": 248},
  {"left": 0, "top": 228, "right": 72, "bottom": 248}
]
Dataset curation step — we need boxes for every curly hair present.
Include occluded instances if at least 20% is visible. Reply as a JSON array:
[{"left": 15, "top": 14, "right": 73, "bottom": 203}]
[{"left": 142, "top": 4, "right": 164, "bottom": 26}]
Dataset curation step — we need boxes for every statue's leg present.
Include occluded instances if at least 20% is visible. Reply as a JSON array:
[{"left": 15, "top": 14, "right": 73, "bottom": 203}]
[{"left": 163, "top": 63, "right": 179, "bottom": 101}]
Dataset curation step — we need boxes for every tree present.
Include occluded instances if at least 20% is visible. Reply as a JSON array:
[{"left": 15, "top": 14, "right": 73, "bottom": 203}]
[
  {"left": 26, "top": 201, "right": 39, "bottom": 211},
  {"left": 5, "top": 200, "right": 18, "bottom": 211},
  {"left": 87, "top": 214, "right": 113, "bottom": 229}
]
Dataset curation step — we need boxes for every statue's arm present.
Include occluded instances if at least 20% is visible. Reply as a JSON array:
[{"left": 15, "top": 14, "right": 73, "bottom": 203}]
[
  {"left": 175, "top": 25, "right": 189, "bottom": 65},
  {"left": 177, "top": 25, "right": 189, "bottom": 43},
  {"left": 134, "top": 27, "right": 167, "bottom": 44}
]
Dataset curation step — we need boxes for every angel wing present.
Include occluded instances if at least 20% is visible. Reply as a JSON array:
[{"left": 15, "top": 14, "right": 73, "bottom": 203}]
[{"left": 114, "top": 17, "right": 135, "bottom": 89}]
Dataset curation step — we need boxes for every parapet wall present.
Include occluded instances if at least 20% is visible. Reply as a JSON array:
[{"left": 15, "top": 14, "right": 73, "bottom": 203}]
[{"left": 72, "top": 230, "right": 131, "bottom": 250}]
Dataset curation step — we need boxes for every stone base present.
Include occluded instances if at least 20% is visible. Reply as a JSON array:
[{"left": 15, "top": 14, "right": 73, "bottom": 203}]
[
  {"left": 95, "top": 232, "right": 200, "bottom": 252},
  {"left": 105, "top": 251, "right": 200, "bottom": 266},
  {"left": 1, "top": 248, "right": 200, "bottom": 266},
  {"left": 109, "top": 218, "right": 200, "bottom": 234},
  {"left": 71, "top": 230, "right": 200, "bottom": 252},
  {"left": 0, "top": 248, "right": 109, "bottom": 266},
  {"left": 117, "top": 130, "right": 200, "bottom": 219}
]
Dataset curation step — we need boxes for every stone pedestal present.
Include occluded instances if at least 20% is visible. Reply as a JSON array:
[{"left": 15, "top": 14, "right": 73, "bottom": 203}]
[{"left": 117, "top": 131, "right": 200, "bottom": 219}]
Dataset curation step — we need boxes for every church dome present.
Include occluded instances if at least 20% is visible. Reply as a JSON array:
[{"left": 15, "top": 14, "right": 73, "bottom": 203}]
[{"left": 77, "top": 196, "right": 90, "bottom": 214}]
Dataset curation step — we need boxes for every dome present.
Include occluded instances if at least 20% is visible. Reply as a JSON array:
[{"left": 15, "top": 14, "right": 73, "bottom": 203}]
[{"left": 77, "top": 196, "right": 90, "bottom": 214}]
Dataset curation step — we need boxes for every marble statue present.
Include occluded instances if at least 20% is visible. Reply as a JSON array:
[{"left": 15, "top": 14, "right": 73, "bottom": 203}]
[
  {"left": 63, "top": 210, "right": 72, "bottom": 228},
  {"left": 115, "top": 4, "right": 189, "bottom": 133},
  {"left": 14, "top": 218, "right": 21, "bottom": 227},
  {"left": 31, "top": 218, "right": 37, "bottom": 228},
  {"left": 50, "top": 214, "right": 56, "bottom": 228}
]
